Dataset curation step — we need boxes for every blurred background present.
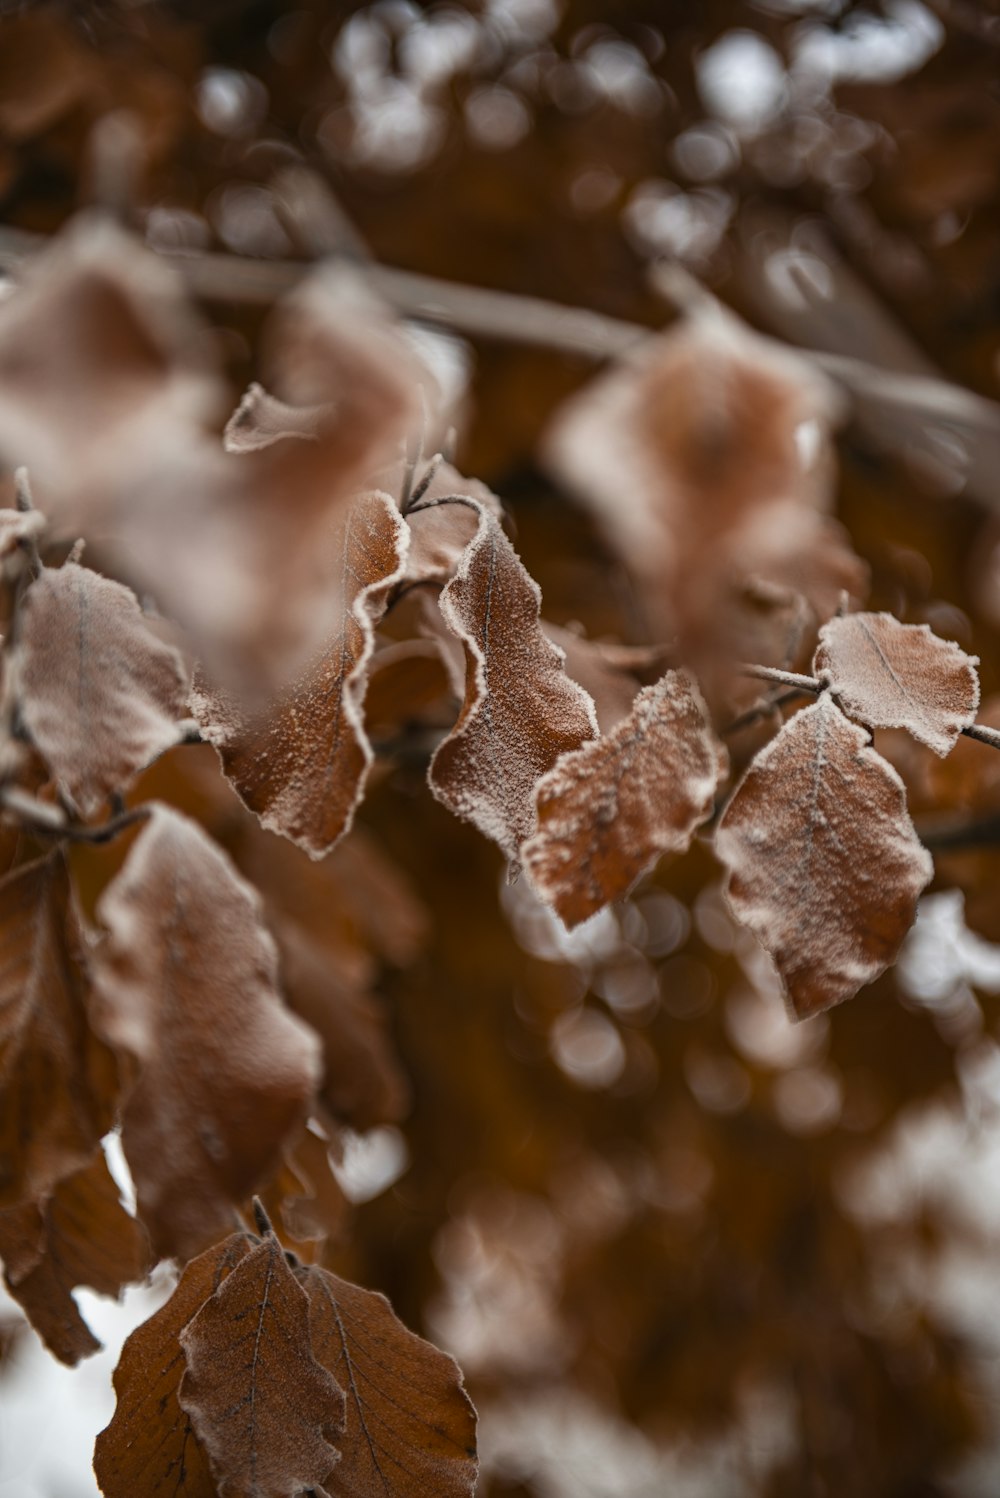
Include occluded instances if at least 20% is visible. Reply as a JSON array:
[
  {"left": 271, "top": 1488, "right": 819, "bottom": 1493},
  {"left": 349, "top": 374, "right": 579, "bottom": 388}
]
[{"left": 3, "top": 1, "right": 1000, "bottom": 1494}]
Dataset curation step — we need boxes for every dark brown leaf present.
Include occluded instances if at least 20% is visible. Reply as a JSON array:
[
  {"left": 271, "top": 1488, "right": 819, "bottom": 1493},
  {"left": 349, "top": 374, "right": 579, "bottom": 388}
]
[
  {"left": 814, "top": 610, "right": 980, "bottom": 755},
  {"left": 9, "top": 561, "right": 189, "bottom": 817},
  {"left": 178, "top": 1232, "right": 345, "bottom": 1498},
  {"left": 523, "top": 671, "right": 725, "bottom": 927},
  {"left": 191, "top": 490, "right": 408, "bottom": 859},
  {"left": 94, "top": 1231, "right": 255, "bottom": 1498},
  {"left": 0, "top": 853, "right": 117, "bottom": 1208},
  {"left": 428, "top": 506, "right": 598, "bottom": 862},
  {"left": 297, "top": 1262, "right": 478, "bottom": 1498},
  {"left": 0, "top": 1149, "right": 149, "bottom": 1366},
  {"left": 715, "top": 694, "right": 933, "bottom": 1017},
  {"left": 90, "top": 806, "right": 322, "bottom": 1260}
]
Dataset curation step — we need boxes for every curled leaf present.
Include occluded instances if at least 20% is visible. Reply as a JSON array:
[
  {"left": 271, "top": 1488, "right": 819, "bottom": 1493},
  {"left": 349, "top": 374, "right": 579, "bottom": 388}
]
[
  {"left": 428, "top": 505, "right": 598, "bottom": 862},
  {"left": 524, "top": 671, "right": 725, "bottom": 927},
  {"left": 814, "top": 610, "right": 980, "bottom": 755},
  {"left": 223, "top": 382, "right": 329, "bottom": 453},
  {"left": 90, "top": 806, "right": 322, "bottom": 1260},
  {"left": 8, "top": 561, "right": 189, "bottom": 816},
  {"left": 94, "top": 1231, "right": 255, "bottom": 1498},
  {"left": 191, "top": 490, "right": 408, "bottom": 859},
  {"left": 297, "top": 1262, "right": 478, "bottom": 1498},
  {"left": 178, "top": 1232, "right": 345, "bottom": 1498},
  {"left": 716, "top": 694, "right": 933, "bottom": 1018}
]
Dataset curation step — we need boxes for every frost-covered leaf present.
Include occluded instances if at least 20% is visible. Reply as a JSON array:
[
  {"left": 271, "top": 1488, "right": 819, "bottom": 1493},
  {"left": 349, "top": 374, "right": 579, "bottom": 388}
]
[
  {"left": 543, "top": 624, "right": 667, "bottom": 734},
  {"left": 90, "top": 806, "right": 322, "bottom": 1260},
  {"left": 9, "top": 561, "right": 189, "bottom": 817},
  {"left": 297, "top": 1262, "right": 478, "bottom": 1498},
  {"left": 191, "top": 490, "right": 408, "bottom": 859},
  {"left": 429, "top": 506, "right": 598, "bottom": 861},
  {"left": 397, "top": 462, "right": 503, "bottom": 586},
  {"left": 94, "top": 1232, "right": 254, "bottom": 1498},
  {"left": 716, "top": 694, "right": 933, "bottom": 1018},
  {"left": 814, "top": 610, "right": 979, "bottom": 755},
  {"left": 0, "top": 1149, "right": 148, "bottom": 1366},
  {"left": 524, "top": 671, "right": 725, "bottom": 927},
  {"left": 223, "top": 382, "right": 329, "bottom": 453},
  {"left": 178, "top": 1231, "right": 345, "bottom": 1498},
  {"left": 0, "top": 853, "right": 117, "bottom": 1209}
]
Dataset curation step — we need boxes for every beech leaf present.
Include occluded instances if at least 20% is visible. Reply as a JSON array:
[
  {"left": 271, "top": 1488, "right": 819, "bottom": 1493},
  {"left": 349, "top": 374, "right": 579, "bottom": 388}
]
[
  {"left": 94, "top": 1231, "right": 256, "bottom": 1498},
  {"left": 814, "top": 610, "right": 980, "bottom": 755},
  {"left": 0, "top": 853, "right": 117, "bottom": 1209},
  {"left": 428, "top": 505, "right": 598, "bottom": 861},
  {"left": 8, "top": 561, "right": 189, "bottom": 817},
  {"left": 524, "top": 671, "right": 725, "bottom": 927},
  {"left": 90, "top": 806, "right": 322, "bottom": 1260},
  {"left": 297, "top": 1262, "right": 478, "bottom": 1498},
  {"left": 715, "top": 694, "right": 933, "bottom": 1018},
  {"left": 0, "top": 1149, "right": 149, "bottom": 1366},
  {"left": 178, "top": 1232, "right": 345, "bottom": 1498},
  {"left": 191, "top": 490, "right": 408, "bottom": 859},
  {"left": 223, "top": 382, "right": 329, "bottom": 453}
]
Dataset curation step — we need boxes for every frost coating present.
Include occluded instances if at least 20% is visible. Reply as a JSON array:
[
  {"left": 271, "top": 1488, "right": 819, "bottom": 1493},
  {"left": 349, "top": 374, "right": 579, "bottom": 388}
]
[
  {"left": 814, "top": 610, "right": 980, "bottom": 756},
  {"left": 191, "top": 490, "right": 409, "bottom": 860},
  {"left": 223, "top": 381, "right": 329, "bottom": 453},
  {"left": 716, "top": 694, "right": 933, "bottom": 1018},
  {"left": 524, "top": 670, "right": 725, "bottom": 927},
  {"left": 428, "top": 504, "right": 598, "bottom": 863}
]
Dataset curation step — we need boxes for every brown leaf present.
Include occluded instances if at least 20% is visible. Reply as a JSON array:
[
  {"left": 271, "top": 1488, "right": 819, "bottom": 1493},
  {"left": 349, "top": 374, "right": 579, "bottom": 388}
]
[
  {"left": 8, "top": 561, "right": 189, "bottom": 817},
  {"left": 542, "top": 624, "right": 657, "bottom": 734},
  {"left": 90, "top": 806, "right": 322, "bottom": 1260},
  {"left": 0, "top": 1149, "right": 149, "bottom": 1366},
  {"left": 297, "top": 1262, "right": 478, "bottom": 1498},
  {"left": 0, "top": 853, "right": 117, "bottom": 1209},
  {"left": 258, "top": 1123, "right": 348, "bottom": 1258},
  {"left": 715, "top": 694, "right": 933, "bottom": 1017},
  {"left": 178, "top": 1232, "right": 345, "bottom": 1498},
  {"left": 223, "top": 382, "right": 329, "bottom": 454},
  {"left": 94, "top": 1231, "right": 255, "bottom": 1498},
  {"left": 428, "top": 505, "right": 598, "bottom": 862},
  {"left": 191, "top": 490, "right": 408, "bottom": 859},
  {"left": 523, "top": 671, "right": 725, "bottom": 927},
  {"left": 814, "top": 610, "right": 980, "bottom": 755},
  {"left": 397, "top": 462, "right": 503, "bottom": 586}
]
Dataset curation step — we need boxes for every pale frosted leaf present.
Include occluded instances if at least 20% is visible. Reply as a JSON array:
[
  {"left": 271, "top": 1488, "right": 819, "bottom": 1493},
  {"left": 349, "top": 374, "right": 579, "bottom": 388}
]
[
  {"left": 223, "top": 382, "right": 329, "bottom": 453},
  {"left": 90, "top": 807, "right": 322, "bottom": 1260},
  {"left": 94, "top": 1232, "right": 255, "bottom": 1498},
  {"left": 716, "top": 695, "right": 933, "bottom": 1018},
  {"left": 524, "top": 671, "right": 725, "bottom": 927},
  {"left": 814, "top": 610, "right": 980, "bottom": 755},
  {"left": 178, "top": 1232, "right": 345, "bottom": 1498},
  {"left": 429, "top": 506, "right": 598, "bottom": 861},
  {"left": 9, "top": 561, "right": 189, "bottom": 816},
  {"left": 191, "top": 491, "right": 408, "bottom": 859},
  {"left": 297, "top": 1262, "right": 478, "bottom": 1498}
]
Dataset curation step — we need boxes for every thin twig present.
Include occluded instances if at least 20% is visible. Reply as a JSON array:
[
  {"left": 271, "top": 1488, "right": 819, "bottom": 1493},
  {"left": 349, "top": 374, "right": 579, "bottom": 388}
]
[
  {"left": 404, "top": 492, "right": 484, "bottom": 519},
  {"left": 723, "top": 687, "right": 807, "bottom": 736},
  {"left": 740, "top": 664, "right": 822, "bottom": 693},
  {"left": 0, "top": 785, "right": 150, "bottom": 843}
]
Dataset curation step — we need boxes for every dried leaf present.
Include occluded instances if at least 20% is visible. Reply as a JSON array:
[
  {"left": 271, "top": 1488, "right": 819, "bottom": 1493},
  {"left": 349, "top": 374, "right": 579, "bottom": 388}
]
[
  {"left": 223, "top": 382, "right": 329, "bottom": 454},
  {"left": 814, "top": 611, "right": 980, "bottom": 755},
  {"left": 191, "top": 490, "right": 408, "bottom": 859},
  {"left": 543, "top": 624, "right": 658, "bottom": 734},
  {"left": 9, "top": 561, "right": 189, "bottom": 817},
  {"left": 429, "top": 506, "right": 598, "bottom": 862},
  {"left": 95, "top": 1231, "right": 255, "bottom": 1498},
  {"left": 716, "top": 694, "right": 933, "bottom": 1017},
  {"left": 297, "top": 1262, "right": 478, "bottom": 1498},
  {"left": 524, "top": 671, "right": 725, "bottom": 927},
  {"left": 0, "top": 853, "right": 117, "bottom": 1209},
  {"left": 258, "top": 1124, "right": 348, "bottom": 1258},
  {"left": 178, "top": 1232, "right": 345, "bottom": 1498},
  {"left": 0, "top": 1149, "right": 148, "bottom": 1366},
  {"left": 90, "top": 806, "right": 322, "bottom": 1260},
  {"left": 396, "top": 462, "right": 503, "bottom": 586}
]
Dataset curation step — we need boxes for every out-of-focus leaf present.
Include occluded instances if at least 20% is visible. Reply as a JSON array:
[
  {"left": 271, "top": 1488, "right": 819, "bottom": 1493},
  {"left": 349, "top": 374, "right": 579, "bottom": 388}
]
[
  {"left": 191, "top": 490, "right": 408, "bottom": 859},
  {"left": 178, "top": 1232, "right": 345, "bottom": 1498},
  {"left": 814, "top": 610, "right": 979, "bottom": 755},
  {"left": 90, "top": 806, "right": 321, "bottom": 1260},
  {"left": 0, "top": 506, "right": 45, "bottom": 558},
  {"left": 94, "top": 1231, "right": 255, "bottom": 1498},
  {"left": 524, "top": 671, "right": 725, "bottom": 927},
  {"left": 716, "top": 694, "right": 933, "bottom": 1017},
  {"left": 429, "top": 504, "right": 598, "bottom": 862},
  {"left": 9, "top": 562, "right": 189, "bottom": 817},
  {"left": 223, "top": 382, "right": 329, "bottom": 453},
  {"left": 297, "top": 1261, "right": 478, "bottom": 1498}
]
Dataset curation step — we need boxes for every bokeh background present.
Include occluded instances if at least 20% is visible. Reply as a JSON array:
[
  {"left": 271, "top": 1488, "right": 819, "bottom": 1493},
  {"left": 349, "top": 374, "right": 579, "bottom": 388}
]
[{"left": 4, "top": 1, "right": 1000, "bottom": 1494}]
